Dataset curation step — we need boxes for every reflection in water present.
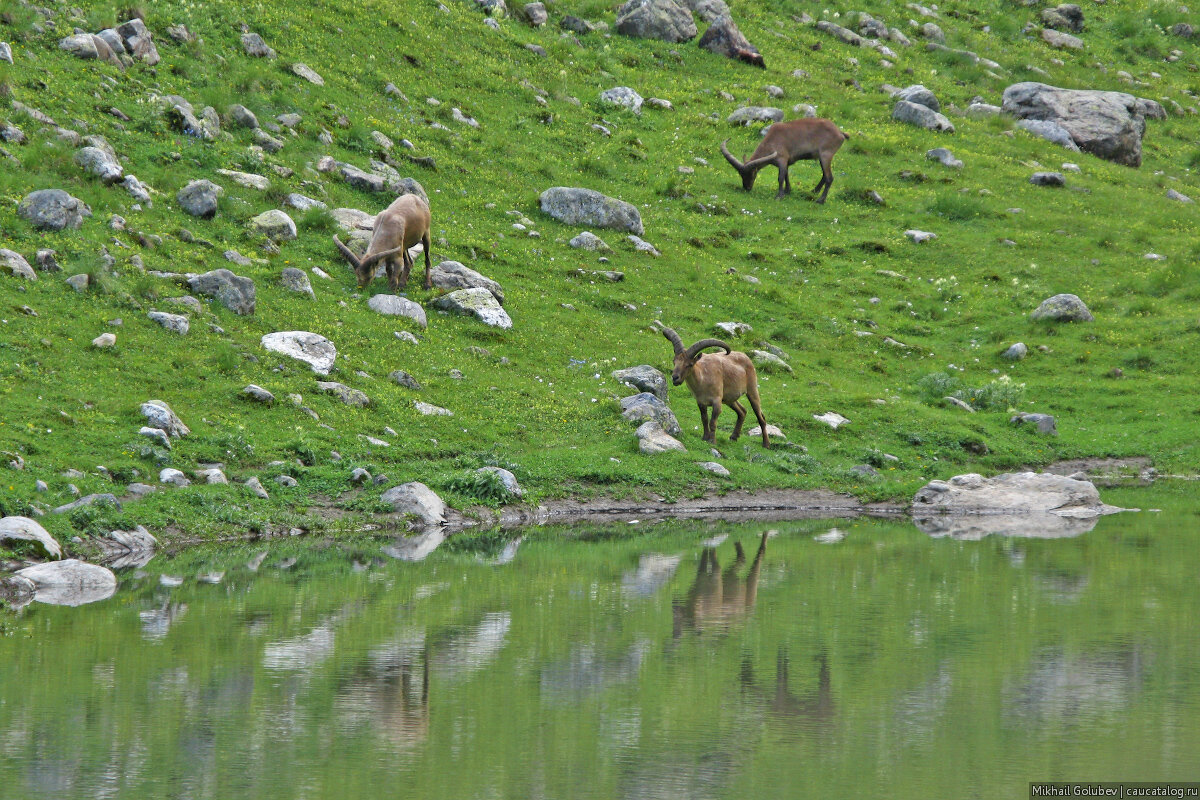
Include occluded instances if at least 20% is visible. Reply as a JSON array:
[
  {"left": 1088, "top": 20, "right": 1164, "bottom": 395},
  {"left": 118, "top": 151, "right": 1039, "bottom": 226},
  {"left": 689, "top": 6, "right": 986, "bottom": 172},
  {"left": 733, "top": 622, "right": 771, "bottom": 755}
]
[
  {"left": 429, "top": 612, "right": 511, "bottom": 683},
  {"left": 138, "top": 600, "right": 188, "bottom": 641},
  {"left": 621, "top": 554, "right": 683, "bottom": 597},
  {"left": 541, "top": 639, "right": 652, "bottom": 703},
  {"left": 263, "top": 625, "right": 337, "bottom": 671},
  {"left": 740, "top": 649, "right": 836, "bottom": 733},
  {"left": 337, "top": 637, "right": 430, "bottom": 751},
  {"left": 673, "top": 533, "right": 767, "bottom": 637},
  {"left": 913, "top": 513, "right": 1099, "bottom": 539},
  {"left": 383, "top": 530, "right": 447, "bottom": 562},
  {"left": 1005, "top": 648, "right": 1144, "bottom": 725}
]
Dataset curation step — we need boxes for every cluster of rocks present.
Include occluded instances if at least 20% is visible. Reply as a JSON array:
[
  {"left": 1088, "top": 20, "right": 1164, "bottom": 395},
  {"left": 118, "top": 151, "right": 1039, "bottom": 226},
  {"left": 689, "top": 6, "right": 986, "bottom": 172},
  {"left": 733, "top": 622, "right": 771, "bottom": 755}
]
[
  {"left": 612, "top": 0, "right": 763, "bottom": 66},
  {"left": 891, "top": 84, "right": 954, "bottom": 132},
  {"left": 59, "top": 18, "right": 160, "bottom": 69}
]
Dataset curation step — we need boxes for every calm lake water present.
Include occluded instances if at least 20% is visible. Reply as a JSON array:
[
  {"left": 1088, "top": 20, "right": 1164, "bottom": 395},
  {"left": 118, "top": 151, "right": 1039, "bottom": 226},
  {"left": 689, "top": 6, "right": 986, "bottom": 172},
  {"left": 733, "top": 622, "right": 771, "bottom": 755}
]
[{"left": 3, "top": 495, "right": 1198, "bottom": 799}]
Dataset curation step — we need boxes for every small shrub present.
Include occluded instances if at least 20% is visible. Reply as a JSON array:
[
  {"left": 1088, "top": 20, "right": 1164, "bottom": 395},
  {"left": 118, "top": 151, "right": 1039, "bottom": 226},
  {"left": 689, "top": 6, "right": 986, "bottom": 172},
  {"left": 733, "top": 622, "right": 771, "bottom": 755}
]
[{"left": 445, "top": 469, "right": 511, "bottom": 506}]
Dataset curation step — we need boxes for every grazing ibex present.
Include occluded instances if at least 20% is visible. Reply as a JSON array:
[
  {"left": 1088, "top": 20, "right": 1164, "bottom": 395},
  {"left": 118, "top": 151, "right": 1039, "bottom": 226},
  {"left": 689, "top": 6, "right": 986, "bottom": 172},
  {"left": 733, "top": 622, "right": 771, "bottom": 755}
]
[
  {"left": 720, "top": 118, "right": 849, "bottom": 203},
  {"left": 656, "top": 324, "right": 770, "bottom": 447},
  {"left": 333, "top": 194, "right": 432, "bottom": 291}
]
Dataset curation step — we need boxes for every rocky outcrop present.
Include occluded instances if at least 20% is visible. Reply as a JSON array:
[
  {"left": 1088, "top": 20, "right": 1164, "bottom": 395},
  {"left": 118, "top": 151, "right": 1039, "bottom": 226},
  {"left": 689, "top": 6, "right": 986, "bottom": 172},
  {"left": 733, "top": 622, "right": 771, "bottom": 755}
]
[
  {"left": 188, "top": 269, "right": 256, "bottom": 315},
  {"left": 1002, "top": 82, "right": 1149, "bottom": 167},
  {"left": 429, "top": 261, "right": 505, "bottom": 304},
  {"left": 615, "top": 0, "right": 697, "bottom": 43},
  {"left": 433, "top": 288, "right": 513, "bottom": 329}
]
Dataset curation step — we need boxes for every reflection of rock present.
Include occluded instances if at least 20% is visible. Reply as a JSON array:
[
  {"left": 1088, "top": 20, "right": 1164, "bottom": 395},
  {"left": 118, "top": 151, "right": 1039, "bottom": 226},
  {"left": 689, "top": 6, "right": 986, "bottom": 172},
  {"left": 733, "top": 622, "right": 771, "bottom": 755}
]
[
  {"left": 913, "top": 513, "right": 1099, "bottom": 539},
  {"left": 262, "top": 626, "right": 336, "bottom": 671},
  {"left": 95, "top": 525, "right": 158, "bottom": 569},
  {"left": 139, "top": 601, "right": 188, "bottom": 640},
  {"left": 1005, "top": 648, "right": 1142, "bottom": 724},
  {"left": 429, "top": 612, "right": 511, "bottom": 682},
  {"left": 540, "top": 639, "right": 651, "bottom": 702},
  {"left": 621, "top": 553, "right": 682, "bottom": 596},
  {"left": 15, "top": 559, "right": 117, "bottom": 606},
  {"left": 382, "top": 529, "right": 446, "bottom": 562}
]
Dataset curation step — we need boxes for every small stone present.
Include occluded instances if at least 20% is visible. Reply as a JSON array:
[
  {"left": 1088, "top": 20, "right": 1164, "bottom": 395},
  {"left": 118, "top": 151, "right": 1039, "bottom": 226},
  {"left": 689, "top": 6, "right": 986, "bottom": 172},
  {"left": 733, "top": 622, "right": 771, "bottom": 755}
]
[
  {"left": 249, "top": 209, "right": 297, "bottom": 240},
  {"left": 1002, "top": 342, "right": 1028, "bottom": 361},
  {"left": 813, "top": 412, "right": 850, "bottom": 429},
  {"left": 275, "top": 475, "right": 299, "bottom": 488},
  {"left": 243, "top": 384, "right": 275, "bottom": 404},
  {"left": 317, "top": 382, "right": 370, "bottom": 407},
  {"left": 160, "top": 468, "right": 190, "bottom": 487},
  {"left": 148, "top": 311, "right": 189, "bottom": 335},
  {"left": 698, "top": 461, "right": 730, "bottom": 477},
  {"left": 415, "top": 401, "right": 453, "bottom": 416},
  {"left": 1030, "top": 172, "right": 1066, "bottom": 187},
  {"left": 245, "top": 476, "right": 270, "bottom": 499},
  {"left": 292, "top": 63, "right": 325, "bottom": 85},
  {"left": 905, "top": 229, "right": 937, "bottom": 243},
  {"left": 390, "top": 370, "right": 422, "bottom": 390},
  {"left": 139, "top": 427, "right": 171, "bottom": 449},
  {"left": 1011, "top": 412, "right": 1058, "bottom": 435},
  {"left": 1031, "top": 293, "right": 1093, "bottom": 322}
]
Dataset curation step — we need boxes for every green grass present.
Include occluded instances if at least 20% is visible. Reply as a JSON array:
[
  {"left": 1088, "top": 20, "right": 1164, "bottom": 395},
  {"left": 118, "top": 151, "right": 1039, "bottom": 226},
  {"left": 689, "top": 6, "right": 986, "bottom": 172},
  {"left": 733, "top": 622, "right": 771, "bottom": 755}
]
[{"left": 2, "top": 0, "right": 1200, "bottom": 549}]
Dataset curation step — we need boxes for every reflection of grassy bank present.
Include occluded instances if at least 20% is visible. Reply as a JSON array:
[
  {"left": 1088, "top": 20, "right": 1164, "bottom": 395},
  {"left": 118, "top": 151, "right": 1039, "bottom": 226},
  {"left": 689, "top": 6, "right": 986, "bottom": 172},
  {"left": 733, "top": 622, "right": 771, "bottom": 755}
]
[
  {"left": 3, "top": 509, "right": 1199, "bottom": 796},
  {"left": 2, "top": 0, "right": 1200, "bottom": 551}
]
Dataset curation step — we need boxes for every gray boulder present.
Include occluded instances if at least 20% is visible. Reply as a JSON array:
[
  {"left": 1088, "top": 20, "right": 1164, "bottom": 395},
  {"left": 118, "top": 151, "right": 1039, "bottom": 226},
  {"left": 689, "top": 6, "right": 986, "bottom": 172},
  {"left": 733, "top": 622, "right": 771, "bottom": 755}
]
[
  {"left": 261, "top": 331, "right": 337, "bottom": 374},
  {"left": 241, "top": 32, "right": 276, "bottom": 58},
  {"left": 615, "top": 0, "right": 698, "bottom": 43},
  {"left": 894, "top": 84, "right": 940, "bottom": 112},
  {"left": 228, "top": 104, "right": 260, "bottom": 128},
  {"left": 620, "top": 392, "right": 682, "bottom": 436},
  {"left": 141, "top": 400, "right": 190, "bottom": 438},
  {"left": 52, "top": 494, "right": 122, "bottom": 515},
  {"left": 95, "top": 526, "right": 158, "bottom": 569},
  {"left": 292, "top": 63, "right": 325, "bottom": 85},
  {"left": 114, "top": 18, "right": 158, "bottom": 63},
  {"left": 926, "top": 147, "right": 962, "bottom": 168},
  {"left": 1011, "top": 412, "right": 1058, "bottom": 435},
  {"left": 600, "top": 87, "right": 644, "bottom": 114},
  {"left": 0, "top": 515, "right": 62, "bottom": 559},
  {"left": 0, "top": 575, "right": 36, "bottom": 609},
  {"left": 1041, "top": 28, "right": 1083, "bottom": 49},
  {"left": 249, "top": 209, "right": 297, "bottom": 241},
  {"left": 317, "top": 382, "right": 370, "bottom": 407},
  {"left": 698, "top": 14, "right": 764, "bottom": 66},
  {"left": 814, "top": 20, "right": 863, "bottom": 47},
  {"left": 892, "top": 100, "right": 954, "bottom": 132},
  {"left": 0, "top": 42, "right": 12, "bottom": 64},
  {"left": 727, "top": 106, "right": 784, "bottom": 125},
  {"left": 381, "top": 482, "right": 446, "bottom": 527},
  {"left": 341, "top": 163, "right": 387, "bottom": 193},
  {"left": 166, "top": 101, "right": 219, "bottom": 140},
  {"left": 188, "top": 269, "right": 256, "bottom": 315},
  {"left": 433, "top": 288, "right": 513, "bottom": 329},
  {"left": 59, "top": 33, "right": 123, "bottom": 67},
  {"left": 18, "top": 189, "right": 92, "bottom": 230},
  {"left": 912, "top": 471, "right": 1119, "bottom": 523},
  {"left": 1002, "top": 82, "right": 1149, "bottom": 167},
  {"left": 75, "top": 146, "right": 123, "bottom": 183},
  {"left": 177, "top": 180, "right": 222, "bottom": 218},
  {"left": 148, "top": 311, "right": 189, "bottom": 335},
  {"left": 1, "top": 249, "right": 36, "bottom": 281},
  {"left": 15, "top": 559, "right": 118, "bottom": 606},
  {"left": 1030, "top": 171, "right": 1066, "bottom": 186},
  {"left": 637, "top": 421, "right": 687, "bottom": 453},
  {"left": 1016, "top": 119, "right": 1081, "bottom": 151},
  {"left": 281, "top": 267, "right": 315, "bottom": 298},
  {"left": 243, "top": 384, "right": 275, "bottom": 403},
  {"left": 523, "top": 2, "right": 548, "bottom": 25},
  {"left": 1002, "top": 342, "right": 1028, "bottom": 360},
  {"left": 686, "top": 0, "right": 730, "bottom": 23},
  {"left": 477, "top": 466, "right": 523, "bottom": 498},
  {"left": 1031, "top": 293, "right": 1093, "bottom": 322},
  {"left": 612, "top": 365, "right": 668, "bottom": 402},
  {"left": 1042, "top": 4, "right": 1084, "bottom": 33},
  {"left": 570, "top": 231, "right": 611, "bottom": 251},
  {"left": 368, "top": 294, "right": 428, "bottom": 328},
  {"left": 540, "top": 187, "right": 643, "bottom": 234},
  {"left": 429, "top": 261, "right": 505, "bottom": 304}
]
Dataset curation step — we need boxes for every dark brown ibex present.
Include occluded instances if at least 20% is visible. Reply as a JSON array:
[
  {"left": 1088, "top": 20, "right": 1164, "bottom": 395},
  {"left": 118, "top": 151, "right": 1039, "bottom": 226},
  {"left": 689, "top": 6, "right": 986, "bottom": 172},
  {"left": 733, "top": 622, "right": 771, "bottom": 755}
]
[
  {"left": 333, "top": 194, "right": 432, "bottom": 291},
  {"left": 656, "top": 324, "right": 770, "bottom": 447},
  {"left": 720, "top": 118, "right": 849, "bottom": 203}
]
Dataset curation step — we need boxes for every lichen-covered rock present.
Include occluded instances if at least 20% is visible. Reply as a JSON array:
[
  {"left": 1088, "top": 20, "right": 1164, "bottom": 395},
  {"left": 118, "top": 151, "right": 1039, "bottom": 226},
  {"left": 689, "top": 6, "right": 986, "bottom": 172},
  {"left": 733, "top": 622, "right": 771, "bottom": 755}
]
[
  {"left": 726, "top": 106, "right": 784, "bottom": 125},
  {"left": 892, "top": 100, "right": 955, "bottom": 132},
  {"left": 1030, "top": 171, "right": 1066, "bottom": 186},
  {"left": 1002, "top": 82, "right": 1149, "bottom": 167},
  {"left": 317, "top": 381, "right": 370, "bottom": 407},
  {"left": 241, "top": 32, "right": 276, "bottom": 58},
  {"left": 433, "top": 288, "right": 513, "bottom": 329},
  {"left": 261, "top": 331, "right": 337, "bottom": 374},
  {"left": 1016, "top": 119, "right": 1081, "bottom": 152},
  {"left": 429, "top": 261, "right": 505, "bottom": 304},
  {"left": 177, "top": 180, "right": 222, "bottom": 218},
  {"left": 477, "top": 467, "right": 523, "bottom": 497},
  {"left": 637, "top": 421, "right": 687, "bottom": 453},
  {"left": 620, "top": 392, "right": 682, "bottom": 436},
  {"left": 1042, "top": 4, "right": 1084, "bottom": 33},
  {"left": 59, "top": 33, "right": 123, "bottom": 67},
  {"left": 228, "top": 104, "right": 260, "bottom": 128},
  {"left": 148, "top": 311, "right": 189, "bottom": 335},
  {"left": 188, "top": 269, "right": 256, "bottom": 315},
  {"left": 893, "top": 84, "right": 940, "bottom": 112},
  {"left": 1011, "top": 412, "right": 1058, "bottom": 435},
  {"left": 292, "top": 63, "right": 325, "bottom": 85},
  {"left": 569, "top": 231, "right": 611, "bottom": 251},
  {"left": 540, "top": 187, "right": 643, "bottom": 234},
  {"left": 18, "top": 189, "right": 92, "bottom": 230},
  {"left": 281, "top": 267, "right": 315, "bottom": 298},
  {"left": 600, "top": 86, "right": 644, "bottom": 114},
  {"left": 249, "top": 209, "right": 297, "bottom": 241},
  {"left": 215, "top": 169, "right": 271, "bottom": 190},
  {"left": 913, "top": 471, "right": 1120, "bottom": 520},
  {"left": 74, "top": 146, "right": 123, "bottom": 184},
  {"left": 615, "top": 0, "right": 697, "bottom": 43},
  {"left": 1031, "top": 293, "right": 1093, "bottom": 322},
  {"left": 1041, "top": 28, "right": 1083, "bottom": 49}
]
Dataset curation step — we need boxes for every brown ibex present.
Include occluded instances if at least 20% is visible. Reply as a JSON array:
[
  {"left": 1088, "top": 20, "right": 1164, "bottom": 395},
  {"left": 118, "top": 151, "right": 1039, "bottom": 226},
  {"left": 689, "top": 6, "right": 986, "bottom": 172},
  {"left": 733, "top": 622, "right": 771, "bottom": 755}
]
[
  {"left": 720, "top": 118, "right": 849, "bottom": 203},
  {"left": 333, "top": 194, "right": 432, "bottom": 291},
  {"left": 656, "top": 324, "right": 770, "bottom": 447}
]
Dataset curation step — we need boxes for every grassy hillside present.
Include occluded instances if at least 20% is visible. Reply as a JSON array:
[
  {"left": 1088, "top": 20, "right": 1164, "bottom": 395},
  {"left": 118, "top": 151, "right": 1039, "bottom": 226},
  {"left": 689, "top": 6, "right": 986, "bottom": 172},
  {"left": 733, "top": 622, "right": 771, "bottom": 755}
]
[{"left": 1, "top": 0, "right": 1198, "bottom": 545}]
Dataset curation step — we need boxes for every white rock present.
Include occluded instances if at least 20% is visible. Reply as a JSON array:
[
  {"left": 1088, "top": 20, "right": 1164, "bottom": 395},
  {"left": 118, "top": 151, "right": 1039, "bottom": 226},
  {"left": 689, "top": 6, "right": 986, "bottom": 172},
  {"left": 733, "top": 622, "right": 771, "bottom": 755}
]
[
  {"left": 813, "top": 412, "right": 850, "bottom": 429},
  {"left": 0, "top": 516, "right": 62, "bottom": 559},
  {"left": 15, "top": 559, "right": 117, "bottom": 606},
  {"left": 261, "top": 331, "right": 337, "bottom": 374}
]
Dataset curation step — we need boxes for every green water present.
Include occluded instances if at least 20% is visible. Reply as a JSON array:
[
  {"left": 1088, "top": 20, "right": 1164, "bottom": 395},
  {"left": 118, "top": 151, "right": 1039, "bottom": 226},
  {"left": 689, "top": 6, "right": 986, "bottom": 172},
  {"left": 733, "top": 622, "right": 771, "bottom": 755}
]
[{"left": 3, "top": 498, "right": 1199, "bottom": 799}]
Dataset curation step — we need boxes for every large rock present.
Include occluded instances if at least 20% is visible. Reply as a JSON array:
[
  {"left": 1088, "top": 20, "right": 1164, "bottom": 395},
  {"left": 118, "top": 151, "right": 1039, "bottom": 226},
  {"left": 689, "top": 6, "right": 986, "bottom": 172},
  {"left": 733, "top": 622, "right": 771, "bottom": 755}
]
[
  {"left": 281, "top": 267, "right": 315, "bottom": 297},
  {"left": 615, "top": 0, "right": 697, "bottom": 43},
  {"left": 177, "top": 180, "right": 222, "bottom": 218},
  {"left": 75, "top": 146, "right": 123, "bottom": 184},
  {"left": 95, "top": 526, "right": 158, "bottom": 570},
  {"left": 814, "top": 20, "right": 863, "bottom": 47},
  {"left": 637, "top": 421, "right": 686, "bottom": 453},
  {"left": 1042, "top": 4, "right": 1084, "bottom": 32},
  {"left": 612, "top": 365, "right": 668, "bottom": 402},
  {"left": 241, "top": 32, "right": 276, "bottom": 58},
  {"left": 140, "top": 400, "right": 190, "bottom": 438},
  {"left": 1, "top": 249, "right": 36, "bottom": 281},
  {"left": 15, "top": 559, "right": 118, "bottom": 606},
  {"left": 726, "top": 106, "right": 784, "bottom": 125},
  {"left": 1031, "top": 293, "right": 1093, "bottom": 322},
  {"left": 0, "top": 516, "right": 62, "bottom": 559},
  {"left": 600, "top": 87, "right": 644, "bottom": 114},
  {"left": 368, "top": 294, "right": 428, "bottom": 327},
  {"left": 892, "top": 100, "right": 954, "bottom": 132},
  {"left": 341, "top": 163, "right": 387, "bottom": 193},
  {"left": 1002, "top": 82, "right": 1148, "bottom": 167},
  {"left": 540, "top": 187, "right": 643, "bottom": 234},
  {"left": 148, "top": 311, "right": 189, "bottom": 335},
  {"left": 0, "top": 575, "right": 36, "bottom": 608},
  {"left": 698, "top": 14, "right": 764, "bottom": 66},
  {"left": 227, "top": 104, "right": 260, "bottom": 128},
  {"left": 18, "top": 189, "right": 92, "bottom": 231},
  {"left": 1041, "top": 28, "right": 1083, "bottom": 49},
  {"left": 116, "top": 17, "right": 159, "bottom": 64},
  {"left": 188, "top": 269, "right": 256, "bottom": 315},
  {"left": 381, "top": 482, "right": 446, "bottom": 527},
  {"left": 249, "top": 209, "right": 297, "bottom": 241},
  {"left": 0, "top": 42, "right": 12, "bottom": 65},
  {"left": 292, "top": 63, "right": 325, "bottom": 85},
  {"left": 59, "top": 33, "right": 123, "bottom": 67},
  {"left": 893, "top": 84, "right": 940, "bottom": 112},
  {"left": 620, "top": 392, "right": 682, "bottom": 436},
  {"left": 686, "top": 0, "right": 729, "bottom": 23},
  {"left": 261, "top": 331, "right": 337, "bottom": 374},
  {"left": 912, "top": 472, "right": 1122, "bottom": 538},
  {"left": 433, "top": 288, "right": 513, "bottom": 329},
  {"left": 429, "top": 261, "right": 505, "bottom": 304},
  {"left": 215, "top": 169, "right": 270, "bottom": 190}
]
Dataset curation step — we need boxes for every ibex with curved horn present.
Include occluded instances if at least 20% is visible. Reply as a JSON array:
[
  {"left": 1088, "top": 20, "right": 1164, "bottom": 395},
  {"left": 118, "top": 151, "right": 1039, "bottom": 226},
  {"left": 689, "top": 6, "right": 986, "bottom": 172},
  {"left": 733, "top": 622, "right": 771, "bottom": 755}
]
[
  {"left": 655, "top": 323, "right": 770, "bottom": 447},
  {"left": 333, "top": 194, "right": 433, "bottom": 291},
  {"left": 721, "top": 118, "right": 849, "bottom": 203}
]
